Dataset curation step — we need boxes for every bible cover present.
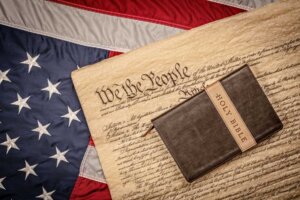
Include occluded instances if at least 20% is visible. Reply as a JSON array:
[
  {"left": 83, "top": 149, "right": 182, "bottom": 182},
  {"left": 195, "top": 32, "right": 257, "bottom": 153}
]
[{"left": 152, "top": 65, "right": 283, "bottom": 182}]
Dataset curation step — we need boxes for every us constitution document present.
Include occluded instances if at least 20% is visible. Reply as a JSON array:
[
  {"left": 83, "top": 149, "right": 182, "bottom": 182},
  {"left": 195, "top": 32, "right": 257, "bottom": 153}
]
[{"left": 72, "top": 0, "right": 300, "bottom": 199}]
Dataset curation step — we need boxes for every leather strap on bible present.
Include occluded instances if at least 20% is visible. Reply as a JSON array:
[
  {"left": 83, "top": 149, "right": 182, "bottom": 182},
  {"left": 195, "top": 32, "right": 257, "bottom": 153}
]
[{"left": 205, "top": 81, "right": 257, "bottom": 152}]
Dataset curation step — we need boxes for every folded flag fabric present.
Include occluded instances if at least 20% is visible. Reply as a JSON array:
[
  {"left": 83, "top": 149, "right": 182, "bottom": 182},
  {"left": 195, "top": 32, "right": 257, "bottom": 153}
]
[
  {"left": 0, "top": 24, "right": 109, "bottom": 200},
  {"left": 0, "top": 0, "right": 246, "bottom": 199},
  {"left": 50, "top": 0, "right": 244, "bottom": 29}
]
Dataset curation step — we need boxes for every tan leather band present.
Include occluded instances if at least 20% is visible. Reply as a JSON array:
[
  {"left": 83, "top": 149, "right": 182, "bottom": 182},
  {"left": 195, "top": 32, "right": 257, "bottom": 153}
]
[{"left": 205, "top": 82, "right": 257, "bottom": 152}]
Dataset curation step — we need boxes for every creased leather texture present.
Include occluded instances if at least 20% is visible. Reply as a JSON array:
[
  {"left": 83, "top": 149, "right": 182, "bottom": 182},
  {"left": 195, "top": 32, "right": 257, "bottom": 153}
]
[{"left": 152, "top": 65, "right": 283, "bottom": 182}]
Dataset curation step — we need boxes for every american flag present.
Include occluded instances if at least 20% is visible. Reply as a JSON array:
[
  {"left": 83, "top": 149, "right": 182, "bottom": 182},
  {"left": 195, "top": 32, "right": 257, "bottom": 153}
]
[
  {"left": 0, "top": 25, "right": 109, "bottom": 199},
  {"left": 0, "top": 0, "right": 250, "bottom": 199}
]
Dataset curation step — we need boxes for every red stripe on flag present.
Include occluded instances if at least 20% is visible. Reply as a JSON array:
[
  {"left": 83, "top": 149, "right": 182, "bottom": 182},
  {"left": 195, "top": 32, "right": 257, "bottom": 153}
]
[
  {"left": 89, "top": 137, "right": 95, "bottom": 146},
  {"left": 50, "top": 0, "right": 244, "bottom": 29},
  {"left": 70, "top": 177, "right": 111, "bottom": 200},
  {"left": 108, "top": 51, "right": 122, "bottom": 58}
]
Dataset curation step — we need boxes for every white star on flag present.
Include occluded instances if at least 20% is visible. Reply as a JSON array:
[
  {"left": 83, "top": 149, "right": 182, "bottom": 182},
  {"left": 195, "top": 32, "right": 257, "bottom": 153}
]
[
  {"left": 11, "top": 93, "right": 31, "bottom": 114},
  {"left": 42, "top": 79, "right": 61, "bottom": 100},
  {"left": 18, "top": 160, "right": 38, "bottom": 180},
  {"left": 32, "top": 120, "right": 51, "bottom": 140},
  {"left": 20, "top": 52, "right": 41, "bottom": 73},
  {"left": 61, "top": 106, "right": 81, "bottom": 127},
  {"left": 36, "top": 187, "right": 55, "bottom": 200},
  {"left": 0, "top": 133, "right": 19, "bottom": 154},
  {"left": 0, "top": 177, "right": 5, "bottom": 190},
  {"left": 0, "top": 69, "right": 11, "bottom": 85},
  {"left": 50, "top": 147, "right": 69, "bottom": 167}
]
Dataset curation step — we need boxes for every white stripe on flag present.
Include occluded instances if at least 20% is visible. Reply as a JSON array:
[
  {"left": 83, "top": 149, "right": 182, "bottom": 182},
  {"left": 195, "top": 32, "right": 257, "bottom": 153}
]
[
  {"left": 79, "top": 145, "right": 106, "bottom": 183},
  {"left": 0, "top": 0, "right": 183, "bottom": 52},
  {"left": 209, "top": 0, "right": 277, "bottom": 11}
]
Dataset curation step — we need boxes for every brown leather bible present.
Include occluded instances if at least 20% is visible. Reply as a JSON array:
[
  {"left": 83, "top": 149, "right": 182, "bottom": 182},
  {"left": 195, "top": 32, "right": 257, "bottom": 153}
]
[{"left": 151, "top": 65, "right": 283, "bottom": 182}]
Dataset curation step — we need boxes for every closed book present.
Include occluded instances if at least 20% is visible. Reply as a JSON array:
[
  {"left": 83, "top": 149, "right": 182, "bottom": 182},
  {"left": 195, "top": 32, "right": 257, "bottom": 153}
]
[{"left": 151, "top": 65, "right": 283, "bottom": 182}]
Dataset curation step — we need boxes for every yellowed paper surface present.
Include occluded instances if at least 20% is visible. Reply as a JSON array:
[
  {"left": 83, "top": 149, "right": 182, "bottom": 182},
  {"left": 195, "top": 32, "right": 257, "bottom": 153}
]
[{"left": 72, "top": 1, "right": 300, "bottom": 199}]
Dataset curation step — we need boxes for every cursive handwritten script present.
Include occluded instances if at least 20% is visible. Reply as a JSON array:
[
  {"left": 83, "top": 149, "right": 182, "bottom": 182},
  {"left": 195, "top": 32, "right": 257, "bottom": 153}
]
[
  {"left": 71, "top": 2, "right": 300, "bottom": 199},
  {"left": 95, "top": 63, "right": 190, "bottom": 105}
]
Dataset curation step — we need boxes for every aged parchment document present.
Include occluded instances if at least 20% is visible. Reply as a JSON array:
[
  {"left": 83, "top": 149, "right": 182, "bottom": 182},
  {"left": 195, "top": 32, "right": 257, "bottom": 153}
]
[{"left": 72, "top": 1, "right": 300, "bottom": 199}]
